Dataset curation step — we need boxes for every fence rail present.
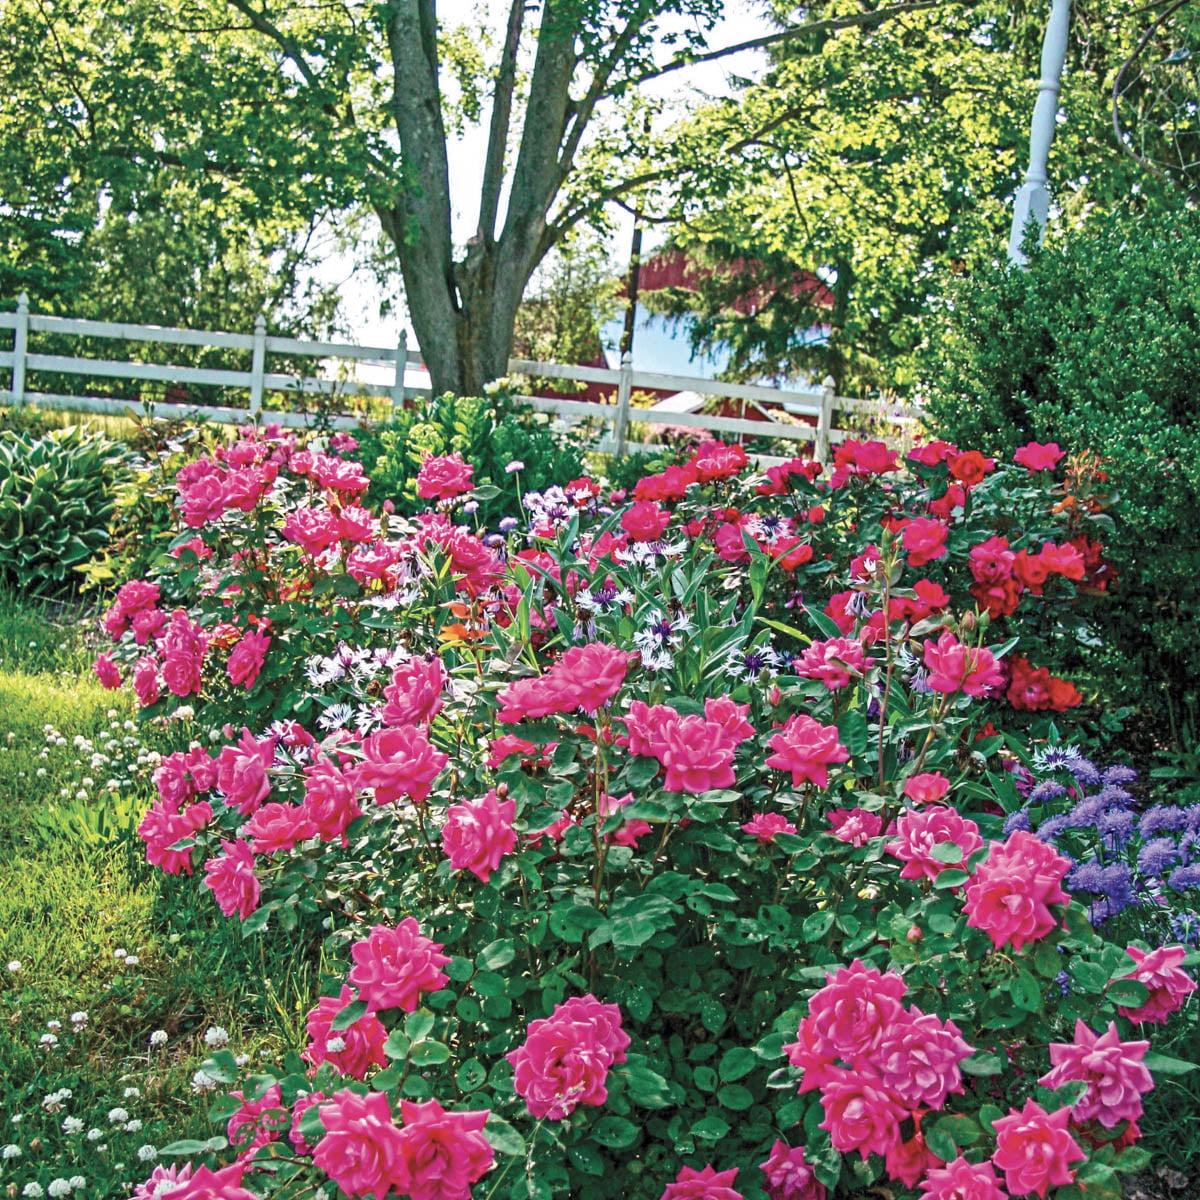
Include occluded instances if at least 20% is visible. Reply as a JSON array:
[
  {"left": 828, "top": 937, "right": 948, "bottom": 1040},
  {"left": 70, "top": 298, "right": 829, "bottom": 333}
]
[{"left": 1, "top": 295, "right": 919, "bottom": 461}]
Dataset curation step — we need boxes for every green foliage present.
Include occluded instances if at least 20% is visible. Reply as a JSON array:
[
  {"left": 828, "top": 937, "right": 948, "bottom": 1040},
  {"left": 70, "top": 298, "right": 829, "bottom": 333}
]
[
  {"left": 922, "top": 202, "right": 1200, "bottom": 740},
  {"left": 355, "top": 389, "right": 586, "bottom": 525},
  {"left": 0, "top": 428, "right": 129, "bottom": 597}
]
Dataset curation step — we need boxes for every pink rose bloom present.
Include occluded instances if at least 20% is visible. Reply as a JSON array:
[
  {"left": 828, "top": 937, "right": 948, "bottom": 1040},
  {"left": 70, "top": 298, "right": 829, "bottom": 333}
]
[
  {"left": 202, "top": 839, "right": 260, "bottom": 919},
  {"left": 103, "top": 579, "right": 161, "bottom": 637},
  {"left": 742, "top": 812, "right": 797, "bottom": 845},
  {"left": 1039, "top": 1019, "right": 1154, "bottom": 1128},
  {"left": 691, "top": 439, "right": 749, "bottom": 482},
  {"left": 93, "top": 653, "right": 122, "bottom": 689},
  {"left": 659, "top": 1164, "right": 744, "bottom": 1200},
  {"left": 138, "top": 799, "right": 213, "bottom": 876},
  {"left": 1115, "top": 945, "right": 1198, "bottom": 1024},
  {"left": 554, "top": 642, "right": 631, "bottom": 714},
  {"left": 1014, "top": 441, "right": 1065, "bottom": 471},
  {"left": 227, "top": 630, "right": 270, "bottom": 689},
  {"left": 302, "top": 985, "right": 388, "bottom": 1080},
  {"left": 903, "top": 772, "right": 951, "bottom": 806},
  {"left": 496, "top": 675, "right": 560, "bottom": 724},
  {"left": 442, "top": 789, "right": 517, "bottom": 882},
  {"left": 704, "top": 696, "right": 756, "bottom": 744},
  {"left": 159, "top": 609, "right": 207, "bottom": 697},
  {"left": 623, "top": 701, "right": 679, "bottom": 758},
  {"left": 301, "top": 756, "right": 363, "bottom": 843},
  {"left": 153, "top": 752, "right": 196, "bottom": 809},
  {"left": 227, "top": 1083, "right": 285, "bottom": 1153},
  {"left": 416, "top": 452, "right": 475, "bottom": 500},
  {"left": 901, "top": 517, "right": 949, "bottom": 567},
  {"left": 179, "top": 473, "right": 229, "bottom": 528},
  {"left": 289, "top": 1090, "right": 326, "bottom": 1156},
  {"left": 347, "top": 919, "right": 450, "bottom": 1013},
  {"left": 382, "top": 656, "right": 447, "bottom": 727},
  {"left": 794, "top": 637, "right": 867, "bottom": 691},
  {"left": 130, "top": 607, "right": 167, "bottom": 645},
  {"left": 967, "top": 535, "right": 1016, "bottom": 586},
  {"left": 355, "top": 724, "right": 448, "bottom": 805},
  {"left": 828, "top": 807, "right": 882, "bottom": 847},
  {"left": 185, "top": 744, "right": 218, "bottom": 793},
  {"left": 596, "top": 791, "right": 652, "bottom": 848},
  {"left": 336, "top": 505, "right": 376, "bottom": 543},
  {"left": 133, "top": 1164, "right": 192, "bottom": 1200},
  {"left": 887, "top": 808, "right": 983, "bottom": 882},
  {"left": 243, "top": 801, "right": 318, "bottom": 855},
  {"left": 216, "top": 728, "right": 276, "bottom": 815},
  {"left": 282, "top": 506, "right": 342, "bottom": 555},
  {"left": 766, "top": 715, "right": 850, "bottom": 789},
  {"left": 133, "top": 656, "right": 161, "bottom": 707},
  {"left": 800, "top": 959, "right": 908, "bottom": 1061},
  {"left": 875, "top": 1005, "right": 973, "bottom": 1109},
  {"left": 621, "top": 500, "right": 672, "bottom": 542},
  {"left": 157, "top": 1164, "right": 253, "bottom": 1200},
  {"left": 818, "top": 1070, "right": 906, "bottom": 1160},
  {"left": 508, "top": 993, "right": 630, "bottom": 1120},
  {"left": 391, "top": 1098, "right": 495, "bottom": 1200},
  {"left": 313, "top": 1089, "right": 407, "bottom": 1198},
  {"left": 920, "top": 1157, "right": 1005, "bottom": 1200},
  {"left": 782, "top": 1017, "right": 840, "bottom": 1095},
  {"left": 922, "top": 632, "right": 1005, "bottom": 698},
  {"left": 658, "top": 715, "right": 737, "bottom": 793},
  {"left": 963, "top": 830, "right": 1071, "bottom": 951},
  {"left": 759, "top": 1141, "right": 826, "bottom": 1200},
  {"left": 991, "top": 1099, "right": 1085, "bottom": 1198},
  {"left": 884, "top": 1127, "right": 943, "bottom": 1189}
]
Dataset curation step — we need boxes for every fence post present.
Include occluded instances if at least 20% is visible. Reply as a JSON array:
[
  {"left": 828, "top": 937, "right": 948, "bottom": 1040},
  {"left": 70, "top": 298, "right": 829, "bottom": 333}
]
[
  {"left": 612, "top": 351, "right": 634, "bottom": 458},
  {"left": 391, "top": 329, "right": 408, "bottom": 412},
  {"left": 11, "top": 292, "right": 29, "bottom": 407},
  {"left": 249, "top": 315, "right": 266, "bottom": 418},
  {"left": 814, "top": 375, "right": 835, "bottom": 466}
]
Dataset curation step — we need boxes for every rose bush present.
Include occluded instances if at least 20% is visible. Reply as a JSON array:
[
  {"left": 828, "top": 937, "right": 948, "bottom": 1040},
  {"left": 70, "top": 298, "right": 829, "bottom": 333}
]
[{"left": 94, "top": 428, "right": 1197, "bottom": 1199}]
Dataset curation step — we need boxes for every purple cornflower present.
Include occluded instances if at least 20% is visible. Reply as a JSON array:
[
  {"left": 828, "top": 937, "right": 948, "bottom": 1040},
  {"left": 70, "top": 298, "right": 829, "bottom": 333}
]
[
  {"left": 1140, "top": 806, "right": 1189, "bottom": 838},
  {"left": 1102, "top": 765, "right": 1139, "bottom": 786},
  {"left": 1029, "top": 780, "right": 1068, "bottom": 805},
  {"left": 1137, "top": 837, "right": 1181, "bottom": 878},
  {"left": 1168, "top": 864, "right": 1200, "bottom": 892}
]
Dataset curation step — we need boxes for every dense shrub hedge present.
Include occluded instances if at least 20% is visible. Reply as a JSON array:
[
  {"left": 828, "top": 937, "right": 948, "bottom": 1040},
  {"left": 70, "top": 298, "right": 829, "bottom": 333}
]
[{"left": 921, "top": 204, "right": 1200, "bottom": 743}]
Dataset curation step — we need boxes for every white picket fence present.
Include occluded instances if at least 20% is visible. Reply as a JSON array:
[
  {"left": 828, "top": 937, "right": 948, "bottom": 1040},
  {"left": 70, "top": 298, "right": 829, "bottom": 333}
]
[{"left": 0, "top": 294, "right": 919, "bottom": 463}]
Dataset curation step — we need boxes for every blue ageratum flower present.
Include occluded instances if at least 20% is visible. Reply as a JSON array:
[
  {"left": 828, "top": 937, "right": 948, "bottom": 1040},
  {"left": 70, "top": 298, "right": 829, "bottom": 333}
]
[
  {"left": 1102, "top": 764, "right": 1139, "bottom": 786},
  {"left": 1038, "top": 813, "right": 1073, "bottom": 842},
  {"left": 1137, "top": 837, "right": 1182, "bottom": 878},
  {"left": 1069, "top": 859, "right": 1136, "bottom": 919},
  {"left": 1097, "top": 808, "right": 1135, "bottom": 851},
  {"left": 1068, "top": 758, "right": 1102, "bottom": 786},
  {"left": 1003, "top": 809, "right": 1033, "bottom": 835},
  {"left": 1140, "top": 805, "right": 1189, "bottom": 838},
  {"left": 1028, "top": 780, "right": 1068, "bottom": 805},
  {"left": 1168, "top": 864, "right": 1200, "bottom": 892}
]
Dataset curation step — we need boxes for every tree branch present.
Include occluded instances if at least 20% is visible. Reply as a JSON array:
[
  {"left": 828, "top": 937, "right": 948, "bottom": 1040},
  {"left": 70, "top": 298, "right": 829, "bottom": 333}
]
[
  {"left": 225, "top": 0, "right": 322, "bottom": 88},
  {"left": 478, "top": 0, "right": 526, "bottom": 245}
]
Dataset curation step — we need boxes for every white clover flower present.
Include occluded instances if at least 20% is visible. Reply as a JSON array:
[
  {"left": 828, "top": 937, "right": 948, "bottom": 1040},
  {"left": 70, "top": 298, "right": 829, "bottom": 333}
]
[
  {"left": 70, "top": 1012, "right": 87, "bottom": 1030},
  {"left": 7, "top": 960, "right": 21, "bottom": 973},
  {"left": 36, "top": 767, "right": 47, "bottom": 778},
  {"left": 204, "top": 1026, "right": 229, "bottom": 1049},
  {"left": 62, "top": 1117, "right": 84, "bottom": 1135},
  {"left": 190, "top": 1070, "right": 217, "bottom": 1094},
  {"left": 114, "top": 948, "right": 127, "bottom": 959},
  {"left": 148, "top": 1029, "right": 167, "bottom": 1048},
  {"left": 86, "top": 1128, "right": 103, "bottom": 1141},
  {"left": 107, "top": 1107, "right": 129, "bottom": 1124},
  {"left": 39, "top": 1032, "right": 58, "bottom": 1049},
  {"left": 8, "top": 1115, "right": 19, "bottom": 1124},
  {"left": 22, "top": 1182, "right": 44, "bottom": 1198},
  {"left": 1, "top": 1144, "right": 21, "bottom": 1159},
  {"left": 137, "top": 1145, "right": 157, "bottom": 1162},
  {"left": 68, "top": 1180, "right": 85, "bottom": 1191},
  {"left": 123, "top": 955, "right": 140, "bottom": 967},
  {"left": 48, "top": 1180, "right": 71, "bottom": 1197},
  {"left": 122, "top": 1087, "right": 140, "bottom": 1100},
  {"left": 234, "top": 1053, "right": 250, "bottom": 1067},
  {"left": 46, "top": 1020, "right": 61, "bottom": 1032},
  {"left": 124, "top": 1119, "right": 142, "bottom": 1133}
]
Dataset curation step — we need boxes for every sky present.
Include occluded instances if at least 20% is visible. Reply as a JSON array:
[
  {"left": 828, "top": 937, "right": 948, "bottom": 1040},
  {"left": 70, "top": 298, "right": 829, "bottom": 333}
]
[{"left": 318, "top": 0, "right": 775, "bottom": 356}]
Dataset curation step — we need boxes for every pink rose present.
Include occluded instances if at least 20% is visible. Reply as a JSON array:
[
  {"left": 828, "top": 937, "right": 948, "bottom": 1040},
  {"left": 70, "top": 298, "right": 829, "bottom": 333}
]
[
  {"left": 903, "top": 772, "right": 951, "bottom": 806},
  {"left": 659, "top": 1164, "right": 744, "bottom": 1200},
  {"left": 887, "top": 808, "right": 982, "bottom": 882},
  {"left": 441, "top": 790, "right": 517, "bottom": 882},
  {"left": 963, "top": 830, "right": 1070, "bottom": 951},
  {"left": 766, "top": 715, "right": 849, "bottom": 790},
  {"left": 159, "top": 609, "right": 207, "bottom": 697},
  {"left": 227, "top": 1084, "right": 285, "bottom": 1154},
  {"left": 919, "top": 1157, "right": 1005, "bottom": 1200},
  {"left": 227, "top": 630, "right": 270, "bottom": 689},
  {"left": 1115, "top": 945, "right": 1197, "bottom": 1024},
  {"left": 508, "top": 994, "right": 630, "bottom": 1120},
  {"left": 759, "top": 1141, "right": 826, "bottom": 1200},
  {"left": 302, "top": 985, "right": 388, "bottom": 1080},
  {"left": 991, "top": 1099, "right": 1085, "bottom": 1198},
  {"left": 901, "top": 517, "right": 949, "bottom": 567},
  {"left": 742, "top": 813, "right": 797, "bottom": 845},
  {"left": 391, "top": 1098, "right": 495, "bottom": 1200},
  {"left": 301, "top": 757, "right": 362, "bottom": 843},
  {"left": 216, "top": 728, "right": 276, "bottom": 816},
  {"left": 382, "top": 656, "right": 447, "bottom": 727},
  {"left": 1038, "top": 1019, "right": 1153, "bottom": 1128},
  {"left": 828, "top": 807, "right": 882, "bottom": 847},
  {"left": 794, "top": 638, "right": 866, "bottom": 691},
  {"left": 288, "top": 1090, "right": 326, "bottom": 1157},
  {"left": 156, "top": 1164, "right": 253, "bottom": 1200},
  {"left": 884, "top": 1127, "right": 943, "bottom": 1189},
  {"left": 347, "top": 919, "right": 450, "bottom": 1013},
  {"left": 596, "top": 791, "right": 651, "bottom": 848},
  {"left": 133, "top": 1165, "right": 192, "bottom": 1200},
  {"left": 793, "top": 960, "right": 907, "bottom": 1063},
  {"left": 133, "top": 656, "right": 161, "bottom": 707},
  {"left": 621, "top": 500, "right": 672, "bottom": 542},
  {"left": 922, "top": 632, "right": 1005, "bottom": 698},
  {"left": 818, "top": 1070, "right": 906, "bottom": 1160},
  {"left": 202, "top": 839, "right": 260, "bottom": 919},
  {"left": 1014, "top": 441, "right": 1065, "bottom": 471},
  {"left": 313, "top": 1089, "right": 407, "bottom": 1198},
  {"left": 138, "top": 799, "right": 213, "bottom": 876},
  {"left": 93, "top": 653, "right": 122, "bottom": 689},
  {"left": 416, "top": 453, "right": 475, "bottom": 500},
  {"left": 875, "top": 1005, "right": 973, "bottom": 1109},
  {"left": 553, "top": 642, "right": 631, "bottom": 714},
  {"left": 282, "top": 506, "right": 342, "bottom": 555},
  {"left": 355, "top": 725, "right": 448, "bottom": 805},
  {"left": 658, "top": 715, "right": 737, "bottom": 793},
  {"left": 242, "top": 801, "right": 317, "bottom": 855}
]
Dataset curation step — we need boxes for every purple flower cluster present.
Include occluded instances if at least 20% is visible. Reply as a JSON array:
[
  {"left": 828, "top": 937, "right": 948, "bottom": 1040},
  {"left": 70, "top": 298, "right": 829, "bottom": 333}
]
[{"left": 1013, "top": 749, "right": 1200, "bottom": 930}]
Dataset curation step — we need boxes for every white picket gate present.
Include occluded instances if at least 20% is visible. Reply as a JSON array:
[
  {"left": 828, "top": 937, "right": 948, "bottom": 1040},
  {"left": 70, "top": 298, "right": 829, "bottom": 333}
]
[{"left": 0, "top": 294, "right": 919, "bottom": 464}]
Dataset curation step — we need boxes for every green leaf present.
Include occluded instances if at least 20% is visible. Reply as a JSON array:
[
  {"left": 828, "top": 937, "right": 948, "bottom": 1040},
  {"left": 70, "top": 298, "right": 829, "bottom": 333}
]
[
  {"left": 1106, "top": 979, "right": 1151, "bottom": 1008},
  {"left": 622, "top": 1061, "right": 672, "bottom": 1108},
  {"left": 1010, "top": 969, "right": 1043, "bottom": 1013},
  {"left": 456, "top": 1058, "right": 487, "bottom": 1091},
  {"left": 717, "top": 1083, "right": 755, "bottom": 1111},
  {"left": 331, "top": 998, "right": 369, "bottom": 1032},
  {"left": 1143, "top": 1051, "right": 1199, "bottom": 1076},
  {"left": 801, "top": 910, "right": 835, "bottom": 941},
  {"left": 960, "top": 1051, "right": 1004, "bottom": 1077},
  {"left": 718, "top": 1046, "right": 758, "bottom": 1082},
  {"left": 591, "top": 1115, "right": 640, "bottom": 1148},
  {"left": 930, "top": 841, "right": 964, "bottom": 864},
  {"left": 690, "top": 1115, "right": 731, "bottom": 1142},
  {"left": 484, "top": 1113, "right": 526, "bottom": 1156},
  {"left": 405, "top": 1011, "right": 435, "bottom": 1042},
  {"left": 934, "top": 868, "right": 970, "bottom": 889}
]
